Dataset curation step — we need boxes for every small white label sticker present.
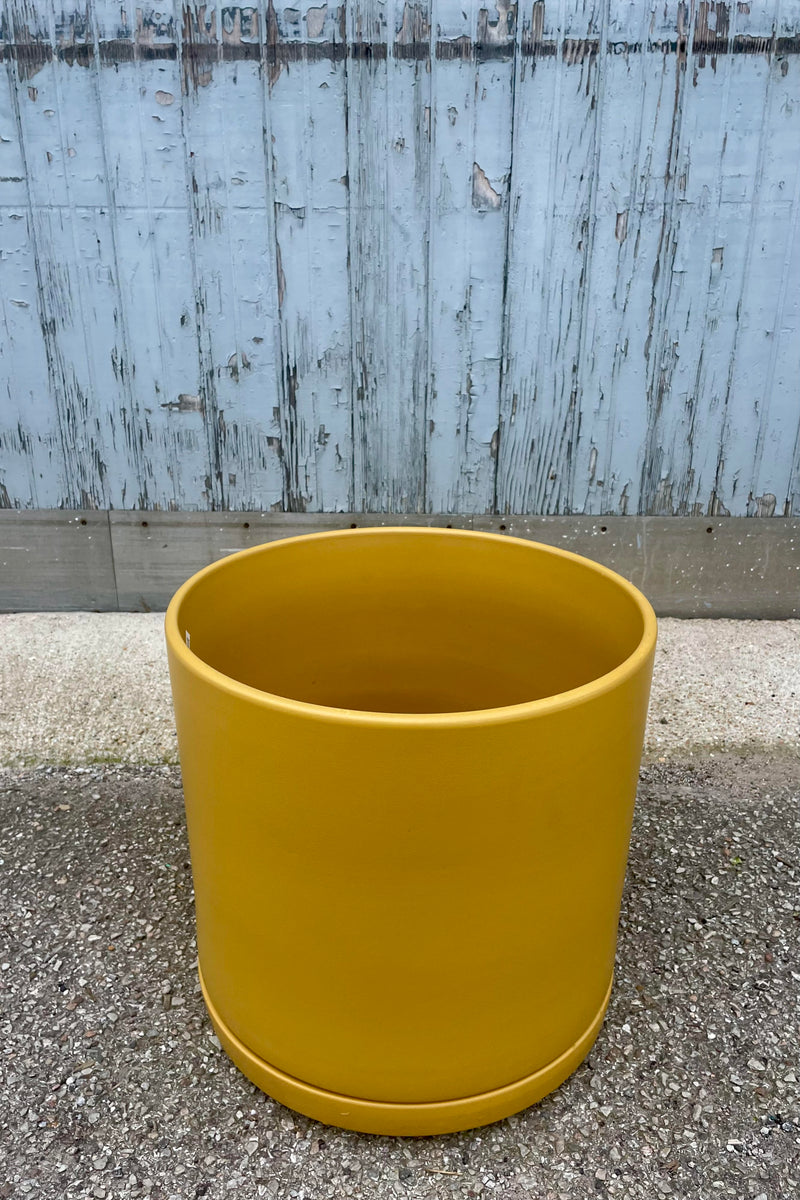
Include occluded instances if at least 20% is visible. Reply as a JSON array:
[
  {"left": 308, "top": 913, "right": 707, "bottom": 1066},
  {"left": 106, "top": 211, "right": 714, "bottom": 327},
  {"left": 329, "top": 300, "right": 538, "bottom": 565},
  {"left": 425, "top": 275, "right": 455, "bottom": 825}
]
[{"left": 185, "top": 630, "right": 191, "bottom": 648}]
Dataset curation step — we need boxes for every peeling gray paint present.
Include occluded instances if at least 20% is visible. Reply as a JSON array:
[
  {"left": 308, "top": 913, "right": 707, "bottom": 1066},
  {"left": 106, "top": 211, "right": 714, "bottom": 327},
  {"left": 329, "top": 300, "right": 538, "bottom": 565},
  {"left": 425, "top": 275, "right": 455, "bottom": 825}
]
[
  {"left": 0, "top": 1, "right": 799, "bottom": 515},
  {"left": 471, "top": 161, "right": 502, "bottom": 210}
]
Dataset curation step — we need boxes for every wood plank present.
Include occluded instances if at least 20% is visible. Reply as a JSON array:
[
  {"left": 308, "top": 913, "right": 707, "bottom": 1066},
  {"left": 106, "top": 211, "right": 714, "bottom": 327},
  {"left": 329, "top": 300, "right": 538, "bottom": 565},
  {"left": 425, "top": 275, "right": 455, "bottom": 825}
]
[
  {"left": 268, "top": 1, "right": 353, "bottom": 511},
  {"left": 109, "top": 509, "right": 473, "bottom": 608},
  {"left": 3, "top": 507, "right": 798, "bottom": 616},
  {"left": 346, "top": 0, "right": 431, "bottom": 512},
  {"left": 496, "top": 0, "right": 606, "bottom": 515},
  {"left": 471, "top": 514, "right": 800, "bottom": 618},
  {"left": 0, "top": 142, "right": 63, "bottom": 507},
  {"left": 0, "top": 509, "right": 117, "bottom": 609},
  {"left": 0, "top": 5, "right": 62, "bottom": 508},
  {"left": 4, "top": 1, "right": 136, "bottom": 507},
  {"left": 635, "top": 2, "right": 777, "bottom": 516},
  {"left": 1, "top": 2, "right": 81, "bottom": 508},
  {"left": 571, "top": 3, "right": 690, "bottom": 517},
  {"left": 424, "top": 0, "right": 515, "bottom": 514},
  {"left": 716, "top": 33, "right": 800, "bottom": 516},
  {"left": 1, "top": 2, "right": 800, "bottom": 518},
  {"left": 178, "top": 2, "right": 284, "bottom": 510},
  {"left": 657, "top": 18, "right": 773, "bottom": 518},
  {"left": 89, "top": 1, "right": 211, "bottom": 510}
]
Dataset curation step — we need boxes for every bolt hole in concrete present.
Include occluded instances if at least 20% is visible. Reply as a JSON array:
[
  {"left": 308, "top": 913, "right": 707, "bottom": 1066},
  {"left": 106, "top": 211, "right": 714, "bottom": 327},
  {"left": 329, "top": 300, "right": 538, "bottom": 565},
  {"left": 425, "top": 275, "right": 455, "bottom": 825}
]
[
  {"left": 173, "top": 530, "right": 650, "bottom": 715},
  {"left": 141, "top": 520, "right": 148, "bottom": 528},
  {"left": 243, "top": 521, "right": 250, "bottom": 529},
  {"left": 707, "top": 526, "right": 714, "bottom": 533},
  {"left": 79, "top": 518, "right": 87, "bottom": 525},
  {"left": 600, "top": 525, "right": 608, "bottom": 533}
]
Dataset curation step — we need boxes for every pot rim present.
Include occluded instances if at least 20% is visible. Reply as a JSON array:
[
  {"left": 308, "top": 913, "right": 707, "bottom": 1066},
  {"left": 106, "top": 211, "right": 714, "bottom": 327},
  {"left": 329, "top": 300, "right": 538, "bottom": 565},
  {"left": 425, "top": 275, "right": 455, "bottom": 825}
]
[{"left": 165, "top": 526, "right": 657, "bottom": 728}]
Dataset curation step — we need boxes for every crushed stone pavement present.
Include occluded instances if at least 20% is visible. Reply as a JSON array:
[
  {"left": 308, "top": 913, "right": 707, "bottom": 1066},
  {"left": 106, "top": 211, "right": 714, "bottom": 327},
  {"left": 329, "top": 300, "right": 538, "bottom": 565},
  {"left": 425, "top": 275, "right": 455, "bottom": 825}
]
[
  {"left": 0, "top": 614, "right": 798, "bottom": 767},
  {"left": 0, "top": 754, "right": 798, "bottom": 1199}
]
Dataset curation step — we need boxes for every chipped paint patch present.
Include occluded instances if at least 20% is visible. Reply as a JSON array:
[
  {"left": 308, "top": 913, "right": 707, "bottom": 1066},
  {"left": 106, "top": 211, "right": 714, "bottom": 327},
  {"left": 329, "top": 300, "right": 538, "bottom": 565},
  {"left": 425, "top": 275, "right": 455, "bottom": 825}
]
[
  {"left": 305, "top": 5, "right": 327, "bottom": 38},
  {"left": 472, "top": 162, "right": 501, "bottom": 210}
]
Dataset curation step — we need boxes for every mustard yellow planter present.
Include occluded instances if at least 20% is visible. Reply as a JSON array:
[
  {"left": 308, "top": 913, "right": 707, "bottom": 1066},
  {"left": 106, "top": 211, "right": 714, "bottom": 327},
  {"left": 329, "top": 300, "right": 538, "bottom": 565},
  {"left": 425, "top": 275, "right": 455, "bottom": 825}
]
[{"left": 165, "top": 528, "right": 656, "bottom": 1135}]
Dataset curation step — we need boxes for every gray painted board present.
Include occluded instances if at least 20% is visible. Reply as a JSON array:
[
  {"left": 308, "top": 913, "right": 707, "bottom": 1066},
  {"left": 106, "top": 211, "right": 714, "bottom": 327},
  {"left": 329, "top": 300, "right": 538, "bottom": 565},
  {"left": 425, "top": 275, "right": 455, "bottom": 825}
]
[
  {"left": 1, "top": 2, "right": 800, "bottom": 515},
  {"left": 1, "top": 510, "right": 797, "bottom": 615},
  {"left": 473, "top": 515, "right": 800, "bottom": 618},
  {"left": 0, "top": 509, "right": 117, "bottom": 608},
  {"left": 108, "top": 509, "right": 474, "bottom": 608}
]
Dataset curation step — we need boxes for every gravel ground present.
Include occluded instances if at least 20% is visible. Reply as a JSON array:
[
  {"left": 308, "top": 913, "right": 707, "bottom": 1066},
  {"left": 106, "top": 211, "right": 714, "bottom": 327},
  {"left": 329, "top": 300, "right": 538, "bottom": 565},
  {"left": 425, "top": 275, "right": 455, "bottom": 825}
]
[
  {"left": 1, "top": 755, "right": 798, "bottom": 1200},
  {"left": 0, "top": 615, "right": 798, "bottom": 767}
]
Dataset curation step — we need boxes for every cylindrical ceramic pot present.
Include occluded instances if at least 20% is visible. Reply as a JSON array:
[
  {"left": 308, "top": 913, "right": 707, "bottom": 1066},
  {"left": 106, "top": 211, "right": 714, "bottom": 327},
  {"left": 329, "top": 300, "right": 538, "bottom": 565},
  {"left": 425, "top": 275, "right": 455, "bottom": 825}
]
[{"left": 165, "top": 528, "right": 656, "bottom": 1135}]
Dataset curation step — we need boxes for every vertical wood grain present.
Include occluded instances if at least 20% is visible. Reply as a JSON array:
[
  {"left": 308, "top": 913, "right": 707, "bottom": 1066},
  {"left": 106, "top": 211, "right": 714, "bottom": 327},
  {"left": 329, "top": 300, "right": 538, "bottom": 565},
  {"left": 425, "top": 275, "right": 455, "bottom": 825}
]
[
  {"left": 497, "top": 0, "right": 609, "bottom": 515},
  {"left": 716, "top": 38, "right": 800, "bottom": 515},
  {"left": 0, "top": 20, "right": 64, "bottom": 507},
  {"left": 89, "top": 1, "right": 211, "bottom": 510},
  {"left": 577, "top": 1, "right": 728, "bottom": 517},
  {"left": 346, "top": 0, "right": 430, "bottom": 512},
  {"left": 564, "top": 1, "right": 659, "bottom": 516},
  {"left": 636, "top": 1, "right": 759, "bottom": 516},
  {"left": 0, "top": 1, "right": 799, "bottom": 517},
  {"left": 268, "top": 1, "right": 352, "bottom": 511},
  {"left": 178, "top": 2, "right": 284, "bottom": 510},
  {"left": 5, "top": 0, "right": 132, "bottom": 507},
  {"left": 424, "top": 0, "right": 516, "bottom": 514}
]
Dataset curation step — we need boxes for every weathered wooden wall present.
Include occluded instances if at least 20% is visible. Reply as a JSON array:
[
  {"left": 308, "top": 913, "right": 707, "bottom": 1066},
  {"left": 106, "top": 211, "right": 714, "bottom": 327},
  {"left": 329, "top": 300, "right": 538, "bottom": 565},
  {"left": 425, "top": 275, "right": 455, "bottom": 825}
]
[{"left": 1, "top": 0, "right": 799, "bottom": 515}]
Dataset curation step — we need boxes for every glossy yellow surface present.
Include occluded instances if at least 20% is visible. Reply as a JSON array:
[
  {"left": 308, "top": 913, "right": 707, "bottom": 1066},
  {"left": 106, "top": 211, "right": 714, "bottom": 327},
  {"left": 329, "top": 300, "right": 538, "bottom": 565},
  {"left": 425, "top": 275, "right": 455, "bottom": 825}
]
[{"left": 165, "top": 528, "right": 656, "bottom": 1134}]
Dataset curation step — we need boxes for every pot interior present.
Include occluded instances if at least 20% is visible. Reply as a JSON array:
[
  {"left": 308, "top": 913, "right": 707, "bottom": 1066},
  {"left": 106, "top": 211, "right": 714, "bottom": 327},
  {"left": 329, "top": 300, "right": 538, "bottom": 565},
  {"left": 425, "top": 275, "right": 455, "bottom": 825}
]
[{"left": 176, "top": 530, "right": 648, "bottom": 714}]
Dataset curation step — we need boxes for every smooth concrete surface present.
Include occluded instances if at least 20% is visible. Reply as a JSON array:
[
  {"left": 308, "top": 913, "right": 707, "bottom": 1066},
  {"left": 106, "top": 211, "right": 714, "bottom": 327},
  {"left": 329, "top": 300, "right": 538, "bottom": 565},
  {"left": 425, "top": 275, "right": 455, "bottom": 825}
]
[{"left": 0, "top": 614, "right": 797, "bottom": 767}]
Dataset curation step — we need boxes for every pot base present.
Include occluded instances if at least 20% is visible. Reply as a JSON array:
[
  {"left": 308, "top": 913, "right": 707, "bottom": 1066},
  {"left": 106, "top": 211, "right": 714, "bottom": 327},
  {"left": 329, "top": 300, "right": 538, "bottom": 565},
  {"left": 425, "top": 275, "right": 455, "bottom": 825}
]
[{"left": 198, "top": 969, "right": 613, "bottom": 1136}]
